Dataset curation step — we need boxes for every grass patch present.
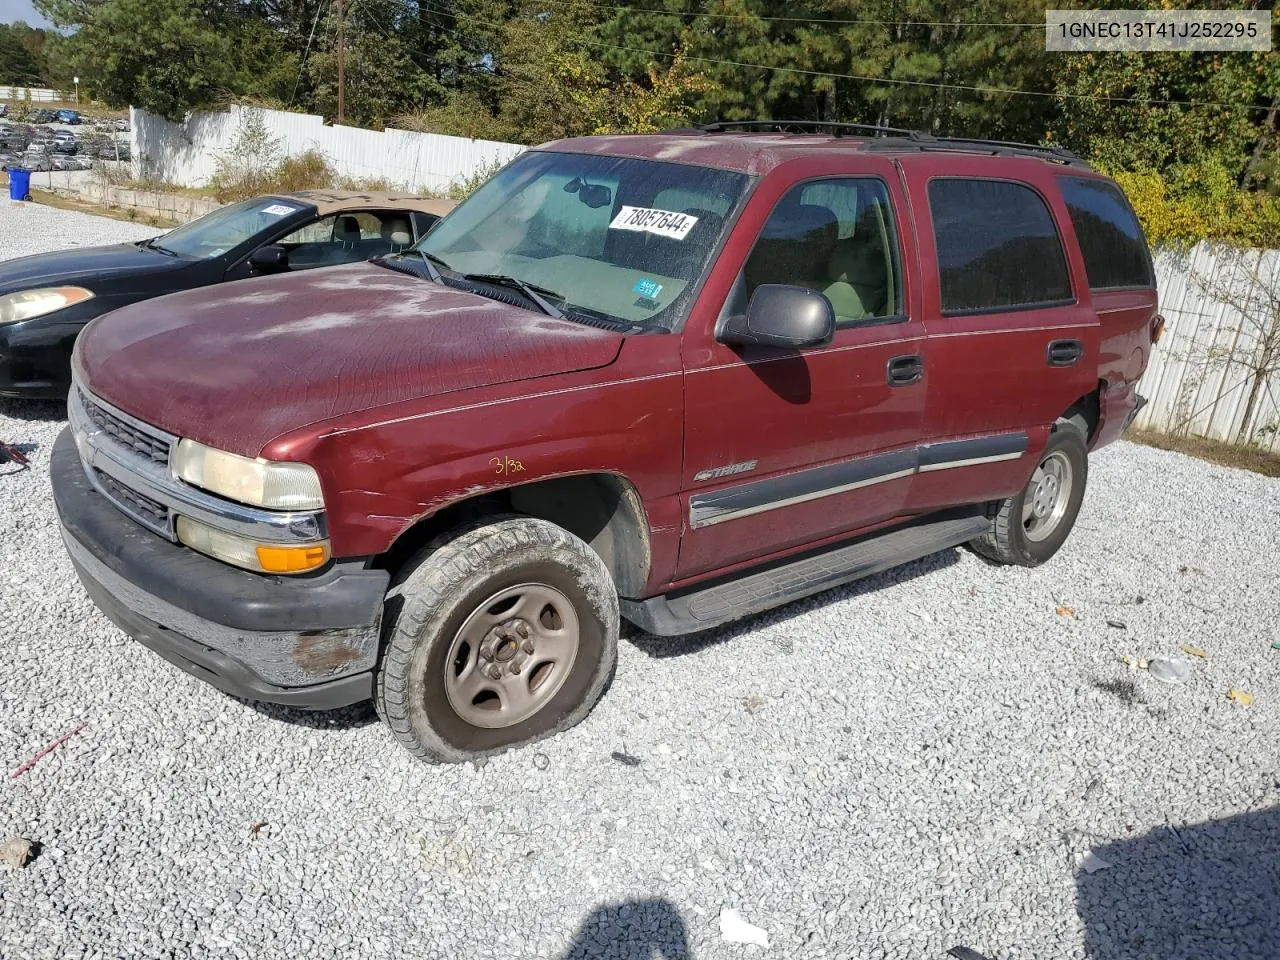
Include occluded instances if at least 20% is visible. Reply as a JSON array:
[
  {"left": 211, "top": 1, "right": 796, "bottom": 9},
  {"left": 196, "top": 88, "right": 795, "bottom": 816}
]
[{"left": 1125, "top": 428, "right": 1280, "bottom": 478}]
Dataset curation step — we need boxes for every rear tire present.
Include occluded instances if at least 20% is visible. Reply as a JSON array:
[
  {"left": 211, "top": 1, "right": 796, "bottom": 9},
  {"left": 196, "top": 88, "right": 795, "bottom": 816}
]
[
  {"left": 969, "top": 424, "right": 1088, "bottom": 567},
  {"left": 375, "top": 516, "right": 619, "bottom": 763}
]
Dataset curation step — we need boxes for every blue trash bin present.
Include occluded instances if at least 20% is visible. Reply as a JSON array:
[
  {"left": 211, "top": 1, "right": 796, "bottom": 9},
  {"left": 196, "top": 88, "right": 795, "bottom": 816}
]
[{"left": 9, "top": 167, "right": 32, "bottom": 202}]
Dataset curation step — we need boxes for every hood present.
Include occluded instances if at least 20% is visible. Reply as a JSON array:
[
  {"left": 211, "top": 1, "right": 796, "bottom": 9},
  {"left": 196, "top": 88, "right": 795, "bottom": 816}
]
[
  {"left": 0, "top": 241, "right": 186, "bottom": 291},
  {"left": 75, "top": 262, "right": 625, "bottom": 456}
]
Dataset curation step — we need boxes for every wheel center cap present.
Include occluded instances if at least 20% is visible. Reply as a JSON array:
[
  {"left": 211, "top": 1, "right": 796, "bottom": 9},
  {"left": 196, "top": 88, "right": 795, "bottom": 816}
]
[{"left": 494, "top": 638, "right": 519, "bottom": 662}]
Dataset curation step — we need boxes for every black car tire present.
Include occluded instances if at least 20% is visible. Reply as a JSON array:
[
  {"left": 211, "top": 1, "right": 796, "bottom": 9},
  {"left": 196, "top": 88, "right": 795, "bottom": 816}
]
[
  {"left": 376, "top": 516, "right": 619, "bottom": 763},
  {"left": 969, "top": 422, "right": 1088, "bottom": 567}
]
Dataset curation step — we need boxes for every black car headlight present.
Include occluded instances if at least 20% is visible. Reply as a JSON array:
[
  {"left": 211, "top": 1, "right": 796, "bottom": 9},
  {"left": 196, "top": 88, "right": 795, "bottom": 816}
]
[{"left": 0, "top": 287, "right": 95, "bottom": 325}]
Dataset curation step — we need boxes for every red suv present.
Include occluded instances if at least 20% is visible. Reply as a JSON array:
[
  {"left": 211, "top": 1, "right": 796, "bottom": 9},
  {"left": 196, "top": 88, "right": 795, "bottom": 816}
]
[{"left": 52, "top": 123, "right": 1160, "bottom": 762}]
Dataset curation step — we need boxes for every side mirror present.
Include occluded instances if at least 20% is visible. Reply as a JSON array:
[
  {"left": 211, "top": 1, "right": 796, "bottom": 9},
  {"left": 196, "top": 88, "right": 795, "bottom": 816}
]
[
  {"left": 249, "top": 245, "right": 289, "bottom": 273},
  {"left": 717, "top": 284, "right": 835, "bottom": 350}
]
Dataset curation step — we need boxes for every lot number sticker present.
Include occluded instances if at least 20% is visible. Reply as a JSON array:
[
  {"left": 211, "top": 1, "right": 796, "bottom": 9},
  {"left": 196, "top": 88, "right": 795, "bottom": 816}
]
[
  {"left": 609, "top": 206, "right": 699, "bottom": 241},
  {"left": 261, "top": 203, "right": 298, "bottom": 216}
]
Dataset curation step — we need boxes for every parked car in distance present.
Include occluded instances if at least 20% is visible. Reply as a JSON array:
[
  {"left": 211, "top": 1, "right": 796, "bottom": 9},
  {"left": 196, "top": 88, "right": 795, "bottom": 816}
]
[
  {"left": 56, "top": 108, "right": 82, "bottom": 125},
  {"left": 0, "top": 191, "right": 455, "bottom": 398},
  {"left": 52, "top": 124, "right": 1164, "bottom": 764},
  {"left": 0, "top": 151, "right": 19, "bottom": 170},
  {"left": 19, "top": 151, "right": 52, "bottom": 172},
  {"left": 52, "top": 134, "right": 77, "bottom": 155}
]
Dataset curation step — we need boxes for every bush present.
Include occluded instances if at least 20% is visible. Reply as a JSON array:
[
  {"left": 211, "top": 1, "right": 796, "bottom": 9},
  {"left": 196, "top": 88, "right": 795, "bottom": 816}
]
[
  {"left": 271, "top": 150, "right": 337, "bottom": 194},
  {"left": 209, "top": 109, "right": 336, "bottom": 201},
  {"left": 1110, "top": 159, "right": 1280, "bottom": 250},
  {"left": 433, "top": 155, "right": 505, "bottom": 201}
]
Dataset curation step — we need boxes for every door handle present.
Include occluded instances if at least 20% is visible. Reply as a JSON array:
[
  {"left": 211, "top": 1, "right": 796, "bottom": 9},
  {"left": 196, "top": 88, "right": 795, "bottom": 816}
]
[
  {"left": 887, "top": 354, "right": 924, "bottom": 386},
  {"left": 1047, "top": 339, "right": 1084, "bottom": 367}
]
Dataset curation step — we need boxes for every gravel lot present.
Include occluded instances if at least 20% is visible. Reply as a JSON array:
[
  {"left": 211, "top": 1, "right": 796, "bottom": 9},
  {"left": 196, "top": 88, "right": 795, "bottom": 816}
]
[{"left": 2, "top": 199, "right": 1279, "bottom": 960}]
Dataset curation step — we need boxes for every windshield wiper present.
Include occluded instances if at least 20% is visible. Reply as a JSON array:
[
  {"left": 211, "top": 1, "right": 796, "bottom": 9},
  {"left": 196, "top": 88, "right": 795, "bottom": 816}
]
[
  {"left": 143, "top": 237, "right": 177, "bottom": 257},
  {"left": 463, "top": 273, "right": 566, "bottom": 319}
]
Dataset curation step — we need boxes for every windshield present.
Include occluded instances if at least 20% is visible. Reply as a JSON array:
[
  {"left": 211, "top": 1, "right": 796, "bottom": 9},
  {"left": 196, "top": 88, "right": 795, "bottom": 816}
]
[
  {"left": 416, "top": 151, "right": 752, "bottom": 330},
  {"left": 154, "top": 197, "right": 308, "bottom": 259}
]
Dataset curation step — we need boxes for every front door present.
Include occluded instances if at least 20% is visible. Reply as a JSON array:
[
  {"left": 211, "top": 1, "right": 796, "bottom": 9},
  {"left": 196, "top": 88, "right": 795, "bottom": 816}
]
[{"left": 678, "top": 172, "right": 927, "bottom": 581}]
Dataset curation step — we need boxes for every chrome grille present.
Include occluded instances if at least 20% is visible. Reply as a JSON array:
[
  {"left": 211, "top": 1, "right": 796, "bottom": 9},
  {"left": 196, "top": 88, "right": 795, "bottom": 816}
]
[
  {"left": 92, "top": 468, "right": 170, "bottom": 532},
  {"left": 70, "top": 380, "right": 327, "bottom": 547},
  {"left": 82, "top": 395, "right": 171, "bottom": 466}
]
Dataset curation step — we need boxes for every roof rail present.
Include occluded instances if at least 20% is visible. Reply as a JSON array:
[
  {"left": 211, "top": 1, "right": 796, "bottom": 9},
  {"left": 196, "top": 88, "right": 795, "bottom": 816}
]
[
  {"left": 697, "top": 120, "right": 914, "bottom": 137},
  {"left": 691, "top": 119, "right": 1085, "bottom": 165},
  {"left": 904, "top": 131, "right": 1081, "bottom": 162}
]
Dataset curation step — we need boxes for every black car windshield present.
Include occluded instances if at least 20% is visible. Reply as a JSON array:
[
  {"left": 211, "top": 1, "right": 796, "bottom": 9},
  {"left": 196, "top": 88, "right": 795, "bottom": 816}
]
[
  {"left": 151, "top": 197, "right": 308, "bottom": 259},
  {"left": 415, "top": 151, "right": 751, "bottom": 330}
]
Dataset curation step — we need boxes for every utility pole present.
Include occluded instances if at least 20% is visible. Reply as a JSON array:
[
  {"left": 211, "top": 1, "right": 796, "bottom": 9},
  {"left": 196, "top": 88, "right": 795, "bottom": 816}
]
[{"left": 335, "top": 0, "right": 345, "bottom": 125}]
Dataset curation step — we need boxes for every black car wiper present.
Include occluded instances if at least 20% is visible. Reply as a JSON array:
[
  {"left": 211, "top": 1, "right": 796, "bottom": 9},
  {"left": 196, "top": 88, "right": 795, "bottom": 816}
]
[
  {"left": 463, "top": 273, "right": 565, "bottom": 319},
  {"left": 142, "top": 237, "right": 178, "bottom": 257}
]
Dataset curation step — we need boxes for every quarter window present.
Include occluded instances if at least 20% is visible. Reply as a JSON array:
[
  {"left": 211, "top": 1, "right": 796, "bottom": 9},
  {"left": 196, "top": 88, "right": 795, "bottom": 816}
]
[
  {"left": 928, "top": 178, "right": 1072, "bottom": 314},
  {"left": 1058, "top": 177, "right": 1154, "bottom": 289},
  {"left": 738, "top": 178, "right": 904, "bottom": 325}
]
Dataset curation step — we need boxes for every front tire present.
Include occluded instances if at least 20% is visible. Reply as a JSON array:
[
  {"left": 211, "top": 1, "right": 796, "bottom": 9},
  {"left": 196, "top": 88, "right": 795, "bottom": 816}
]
[
  {"left": 969, "top": 425, "right": 1088, "bottom": 567},
  {"left": 376, "top": 516, "right": 619, "bottom": 763}
]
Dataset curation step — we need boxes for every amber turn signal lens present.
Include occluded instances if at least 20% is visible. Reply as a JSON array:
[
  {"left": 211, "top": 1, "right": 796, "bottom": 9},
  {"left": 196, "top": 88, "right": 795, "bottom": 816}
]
[
  {"left": 1151, "top": 314, "right": 1166, "bottom": 344},
  {"left": 256, "top": 543, "right": 330, "bottom": 573}
]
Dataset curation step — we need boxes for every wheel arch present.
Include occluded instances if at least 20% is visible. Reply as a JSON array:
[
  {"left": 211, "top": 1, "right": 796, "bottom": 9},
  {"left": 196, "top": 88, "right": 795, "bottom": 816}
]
[
  {"left": 1058, "top": 380, "right": 1104, "bottom": 444},
  {"left": 375, "top": 471, "right": 653, "bottom": 599}
]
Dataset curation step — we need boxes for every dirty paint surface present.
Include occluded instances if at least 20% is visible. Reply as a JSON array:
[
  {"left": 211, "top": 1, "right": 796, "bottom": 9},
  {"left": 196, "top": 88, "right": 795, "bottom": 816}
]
[{"left": 75, "top": 263, "right": 623, "bottom": 457}]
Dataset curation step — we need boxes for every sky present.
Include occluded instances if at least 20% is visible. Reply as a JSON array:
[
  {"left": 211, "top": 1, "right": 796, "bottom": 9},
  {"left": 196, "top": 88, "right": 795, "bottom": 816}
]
[{"left": 1, "top": 0, "right": 51, "bottom": 28}]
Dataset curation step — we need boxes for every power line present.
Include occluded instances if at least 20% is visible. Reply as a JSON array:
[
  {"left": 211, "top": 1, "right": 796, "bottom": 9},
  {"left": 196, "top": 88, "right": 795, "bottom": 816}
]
[
  {"left": 405, "top": 0, "right": 1275, "bottom": 114},
  {"left": 288, "top": 0, "right": 331, "bottom": 109},
  {"left": 515, "top": 0, "right": 1046, "bottom": 28}
]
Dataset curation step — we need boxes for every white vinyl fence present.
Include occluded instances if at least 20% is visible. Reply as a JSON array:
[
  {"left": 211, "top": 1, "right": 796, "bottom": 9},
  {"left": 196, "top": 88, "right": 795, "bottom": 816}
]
[
  {"left": 0, "top": 86, "right": 63, "bottom": 103},
  {"left": 129, "top": 105, "right": 525, "bottom": 194},
  {"left": 1136, "top": 243, "right": 1280, "bottom": 451}
]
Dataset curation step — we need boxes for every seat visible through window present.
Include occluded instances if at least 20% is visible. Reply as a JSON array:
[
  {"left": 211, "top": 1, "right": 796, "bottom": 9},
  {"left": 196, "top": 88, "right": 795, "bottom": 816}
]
[{"left": 740, "top": 178, "right": 902, "bottom": 325}]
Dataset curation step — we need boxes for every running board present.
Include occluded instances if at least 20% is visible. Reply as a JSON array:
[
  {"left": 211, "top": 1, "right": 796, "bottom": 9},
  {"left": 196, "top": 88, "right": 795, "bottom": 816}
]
[{"left": 621, "top": 510, "right": 990, "bottom": 636}]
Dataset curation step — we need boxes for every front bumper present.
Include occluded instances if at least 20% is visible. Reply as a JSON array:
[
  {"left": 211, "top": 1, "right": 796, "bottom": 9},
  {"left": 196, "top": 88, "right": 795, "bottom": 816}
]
[
  {"left": 0, "top": 314, "right": 81, "bottom": 399},
  {"left": 51, "top": 428, "right": 389, "bottom": 708}
]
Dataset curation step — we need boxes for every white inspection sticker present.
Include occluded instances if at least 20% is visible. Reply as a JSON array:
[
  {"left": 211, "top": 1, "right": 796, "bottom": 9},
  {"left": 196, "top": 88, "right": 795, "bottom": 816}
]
[
  {"left": 261, "top": 203, "right": 297, "bottom": 216},
  {"left": 609, "top": 206, "right": 699, "bottom": 240}
]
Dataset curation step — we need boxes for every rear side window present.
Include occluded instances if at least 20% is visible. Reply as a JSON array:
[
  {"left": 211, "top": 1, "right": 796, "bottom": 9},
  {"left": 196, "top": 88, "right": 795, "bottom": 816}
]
[
  {"left": 928, "top": 178, "right": 1072, "bottom": 314},
  {"left": 1058, "top": 177, "right": 1154, "bottom": 289}
]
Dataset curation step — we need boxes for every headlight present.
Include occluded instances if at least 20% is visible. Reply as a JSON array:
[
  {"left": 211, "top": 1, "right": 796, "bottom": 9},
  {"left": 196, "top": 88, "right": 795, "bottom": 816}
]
[
  {"left": 176, "top": 516, "right": 330, "bottom": 574},
  {"left": 172, "top": 439, "right": 324, "bottom": 510},
  {"left": 0, "top": 286, "right": 94, "bottom": 325}
]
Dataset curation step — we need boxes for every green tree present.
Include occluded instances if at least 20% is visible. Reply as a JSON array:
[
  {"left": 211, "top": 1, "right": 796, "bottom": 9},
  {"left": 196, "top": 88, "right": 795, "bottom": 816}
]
[
  {"left": 0, "top": 22, "right": 47, "bottom": 85},
  {"left": 36, "top": 0, "right": 293, "bottom": 119}
]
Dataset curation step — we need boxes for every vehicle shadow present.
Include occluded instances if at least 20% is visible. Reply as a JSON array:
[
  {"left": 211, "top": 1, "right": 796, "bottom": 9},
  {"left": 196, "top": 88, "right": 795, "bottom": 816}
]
[
  {"left": 1076, "top": 806, "right": 1280, "bottom": 959},
  {"left": 626, "top": 546, "right": 961, "bottom": 658},
  {"left": 560, "top": 898, "right": 691, "bottom": 960},
  {"left": 0, "top": 397, "right": 68, "bottom": 424},
  {"left": 242, "top": 698, "right": 381, "bottom": 731}
]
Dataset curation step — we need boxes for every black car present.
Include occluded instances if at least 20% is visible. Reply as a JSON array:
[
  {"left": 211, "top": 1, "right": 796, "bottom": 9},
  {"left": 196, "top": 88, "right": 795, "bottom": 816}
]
[{"left": 0, "top": 191, "right": 455, "bottom": 398}]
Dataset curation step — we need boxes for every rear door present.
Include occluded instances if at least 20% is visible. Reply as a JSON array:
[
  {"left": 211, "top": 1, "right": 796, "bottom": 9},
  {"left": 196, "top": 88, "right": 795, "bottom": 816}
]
[
  {"left": 677, "top": 162, "right": 928, "bottom": 581},
  {"left": 900, "top": 158, "right": 1100, "bottom": 514}
]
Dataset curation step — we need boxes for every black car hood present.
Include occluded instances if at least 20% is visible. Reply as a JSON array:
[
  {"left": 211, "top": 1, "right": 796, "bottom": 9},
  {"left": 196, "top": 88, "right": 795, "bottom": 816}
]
[{"left": 0, "top": 241, "right": 189, "bottom": 292}]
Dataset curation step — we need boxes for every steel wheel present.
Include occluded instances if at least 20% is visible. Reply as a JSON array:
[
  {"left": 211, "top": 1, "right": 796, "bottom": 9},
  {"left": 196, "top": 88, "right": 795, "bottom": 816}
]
[
  {"left": 1022, "top": 449, "right": 1073, "bottom": 542},
  {"left": 442, "top": 582, "right": 581, "bottom": 729}
]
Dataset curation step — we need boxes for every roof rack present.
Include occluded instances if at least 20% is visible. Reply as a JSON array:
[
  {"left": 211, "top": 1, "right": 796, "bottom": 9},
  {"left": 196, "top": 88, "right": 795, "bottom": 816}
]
[
  {"left": 690, "top": 119, "right": 1086, "bottom": 165},
  {"left": 698, "top": 120, "right": 914, "bottom": 137},
  {"left": 902, "top": 131, "right": 1082, "bottom": 162}
]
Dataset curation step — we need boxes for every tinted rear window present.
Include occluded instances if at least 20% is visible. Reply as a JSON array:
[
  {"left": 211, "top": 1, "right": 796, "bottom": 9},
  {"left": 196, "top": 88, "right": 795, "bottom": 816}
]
[
  {"left": 928, "top": 178, "right": 1072, "bottom": 314},
  {"left": 1058, "top": 177, "right": 1154, "bottom": 289}
]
